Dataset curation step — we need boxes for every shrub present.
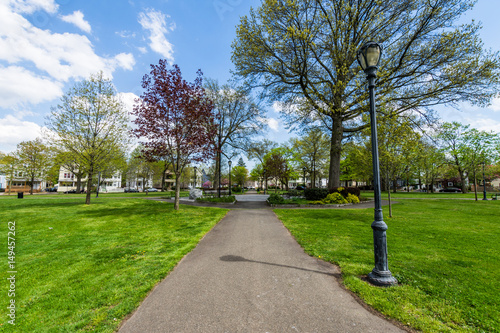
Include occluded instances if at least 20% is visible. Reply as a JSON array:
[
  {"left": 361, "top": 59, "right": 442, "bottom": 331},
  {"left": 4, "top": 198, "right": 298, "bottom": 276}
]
[
  {"left": 267, "top": 193, "right": 285, "bottom": 204},
  {"left": 196, "top": 195, "right": 236, "bottom": 203},
  {"left": 310, "top": 200, "right": 325, "bottom": 205},
  {"left": 285, "top": 189, "right": 300, "bottom": 197},
  {"left": 232, "top": 186, "right": 243, "bottom": 193},
  {"left": 346, "top": 193, "right": 360, "bottom": 204},
  {"left": 328, "top": 186, "right": 361, "bottom": 198},
  {"left": 304, "top": 188, "right": 329, "bottom": 201},
  {"left": 322, "top": 192, "right": 348, "bottom": 204}
]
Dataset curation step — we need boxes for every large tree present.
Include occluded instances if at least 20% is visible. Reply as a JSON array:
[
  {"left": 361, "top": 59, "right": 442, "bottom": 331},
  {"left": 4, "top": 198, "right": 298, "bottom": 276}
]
[
  {"left": 132, "top": 61, "right": 216, "bottom": 210},
  {"left": 16, "top": 138, "right": 50, "bottom": 195},
  {"left": 232, "top": 0, "right": 500, "bottom": 189},
  {"left": 204, "top": 79, "right": 266, "bottom": 191},
  {"left": 290, "top": 128, "right": 330, "bottom": 188},
  {"left": 0, "top": 152, "right": 19, "bottom": 195},
  {"left": 48, "top": 72, "right": 129, "bottom": 204}
]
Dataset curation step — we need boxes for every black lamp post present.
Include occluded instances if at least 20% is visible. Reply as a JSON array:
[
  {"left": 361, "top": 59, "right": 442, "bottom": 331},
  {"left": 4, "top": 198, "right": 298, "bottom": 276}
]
[
  {"left": 482, "top": 162, "right": 487, "bottom": 200},
  {"left": 228, "top": 160, "right": 232, "bottom": 196},
  {"left": 263, "top": 168, "right": 267, "bottom": 195},
  {"left": 194, "top": 166, "right": 197, "bottom": 188},
  {"left": 357, "top": 41, "right": 397, "bottom": 287},
  {"left": 302, "top": 167, "right": 307, "bottom": 188}
]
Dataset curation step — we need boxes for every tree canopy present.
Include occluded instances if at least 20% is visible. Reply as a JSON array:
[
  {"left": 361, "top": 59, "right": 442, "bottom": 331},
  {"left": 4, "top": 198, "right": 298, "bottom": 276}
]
[{"left": 232, "top": 0, "right": 500, "bottom": 189}]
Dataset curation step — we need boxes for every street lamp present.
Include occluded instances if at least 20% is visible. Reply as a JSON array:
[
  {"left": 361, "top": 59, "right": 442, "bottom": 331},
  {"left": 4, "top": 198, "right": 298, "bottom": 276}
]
[
  {"left": 302, "top": 167, "right": 307, "bottom": 188},
  {"left": 482, "top": 162, "right": 487, "bottom": 200},
  {"left": 194, "top": 166, "right": 197, "bottom": 188},
  {"left": 263, "top": 168, "right": 267, "bottom": 195},
  {"left": 357, "top": 41, "right": 397, "bottom": 287},
  {"left": 228, "top": 160, "right": 232, "bottom": 196}
]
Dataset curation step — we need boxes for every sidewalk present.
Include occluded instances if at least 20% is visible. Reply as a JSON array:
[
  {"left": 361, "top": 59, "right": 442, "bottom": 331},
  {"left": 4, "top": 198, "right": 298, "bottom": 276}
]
[{"left": 119, "top": 209, "right": 406, "bottom": 332}]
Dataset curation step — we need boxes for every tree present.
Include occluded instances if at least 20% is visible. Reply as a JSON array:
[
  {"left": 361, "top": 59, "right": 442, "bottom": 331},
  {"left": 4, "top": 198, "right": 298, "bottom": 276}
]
[
  {"left": 232, "top": 165, "right": 248, "bottom": 187},
  {"left": 47, "top": 72, "right": 129, "bottom": 204},
  {"left": 290, "top": 128, "right": 329, "bottom": 188},
  {"left": 132, "top": 61, "right": 216, "bottom": 210},
  {"left": 0, "top": 152, "right": 18, "bottom": 195},
  {"left": 250, "top": 163, "right": 265, "bottom": 189},
  {"left": 16, "top": 138, "right": 50, "bottom": 195},
  {"left": 236, "top": 157, "right": 246, "bottom": 168},
  {"left": 232, "top": 0, "right": 500, "bottom": 189},
  {"left": 263, "top": 148, "right": 293, "bottom": 192},
  {"left": 460, "top": 128, "right": 499, "bottom": 200},
  {"left": 204, "top": 79, "right": 266, "bottom": 191},
  {"left": 247, "top": 139, "right": 278, "bottom": 164}
]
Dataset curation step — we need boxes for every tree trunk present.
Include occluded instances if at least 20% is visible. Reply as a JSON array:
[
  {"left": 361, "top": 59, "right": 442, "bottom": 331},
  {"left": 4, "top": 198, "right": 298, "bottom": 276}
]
[
  {"left": 85, "top": 171, "right": 93, "bottom": 205},
  {"left": 76, "top": 174, "right": 82, "bottom": 193},
  {"left": 328, "top": 116, "right": 343, "bottom": 190},
  {"left": 473, "top": 171, "right": 478, "bottom": 201},
  {"left": 174, "top": 173, "right": 181, "bottom": 210},
  {"left": 30, "top": 176, "right": 34, "bottom": 195},
  {"left": 458, "top": 167, "right": 468, "bottom": 193}
]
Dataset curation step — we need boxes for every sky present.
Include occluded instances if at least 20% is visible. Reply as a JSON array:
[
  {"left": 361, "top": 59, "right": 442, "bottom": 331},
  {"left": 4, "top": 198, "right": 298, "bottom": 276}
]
[{"left": 1, "top": 0, "right": 499, "bottom": 169}]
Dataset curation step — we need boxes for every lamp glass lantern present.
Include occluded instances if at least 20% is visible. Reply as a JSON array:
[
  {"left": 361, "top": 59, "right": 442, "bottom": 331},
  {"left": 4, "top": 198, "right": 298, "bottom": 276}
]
[{"left": 357, "top": 41, "right": 382, "bottom": 71}]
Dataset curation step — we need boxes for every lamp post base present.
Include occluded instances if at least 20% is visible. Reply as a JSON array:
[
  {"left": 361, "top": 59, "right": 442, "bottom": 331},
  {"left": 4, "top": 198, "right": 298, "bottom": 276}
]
[{"left": 368, "top": 269, "right": 398, "bottom": 287}]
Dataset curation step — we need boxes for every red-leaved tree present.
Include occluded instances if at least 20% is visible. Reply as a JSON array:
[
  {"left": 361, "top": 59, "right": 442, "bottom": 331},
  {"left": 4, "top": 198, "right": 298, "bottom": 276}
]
[{"left": 132, "top": 61, "right": 216, "bottom": 210}]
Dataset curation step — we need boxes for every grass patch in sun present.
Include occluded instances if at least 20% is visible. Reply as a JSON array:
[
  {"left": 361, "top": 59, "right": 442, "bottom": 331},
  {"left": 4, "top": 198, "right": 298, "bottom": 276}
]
[
  {"left": 0, "top": 197, "right": 227, "bottom": 332},
  {"left": 275, "top": 199, "right": 500, "bottom": 332}
]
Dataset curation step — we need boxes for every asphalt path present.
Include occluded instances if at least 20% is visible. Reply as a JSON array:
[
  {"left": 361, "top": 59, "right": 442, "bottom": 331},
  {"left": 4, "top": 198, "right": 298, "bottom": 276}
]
[{"left": 119, "top": 209, "right": 406, "bottom": 333}]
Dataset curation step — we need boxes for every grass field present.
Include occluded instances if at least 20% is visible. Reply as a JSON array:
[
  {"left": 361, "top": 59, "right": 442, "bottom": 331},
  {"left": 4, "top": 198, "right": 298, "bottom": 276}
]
[
  {"left": 0, "top": 196, "right": 227, "bottom": 332},
  {"left": 275, "top": 200, "right": 500, "bottom": 332},
  {"left": 360, "top": 190, "right": 497, "bottom": 199}
]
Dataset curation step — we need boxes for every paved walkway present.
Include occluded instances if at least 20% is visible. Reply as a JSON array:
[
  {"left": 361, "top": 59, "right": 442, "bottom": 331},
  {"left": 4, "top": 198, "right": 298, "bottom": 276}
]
[{"left": 119, "top": 209, "right": 406, "bottom": 332}]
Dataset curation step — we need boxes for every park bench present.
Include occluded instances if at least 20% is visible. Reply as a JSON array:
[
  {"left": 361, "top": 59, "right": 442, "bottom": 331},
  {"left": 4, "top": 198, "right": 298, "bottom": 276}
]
[{"left": 492, "top": 193, "right": 499, "bottom": 200}]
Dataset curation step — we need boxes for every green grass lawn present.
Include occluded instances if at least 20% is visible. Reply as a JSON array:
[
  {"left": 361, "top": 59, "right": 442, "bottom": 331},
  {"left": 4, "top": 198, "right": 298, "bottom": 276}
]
[
  {"left": 0, "top": 196, "right": 227, "bottom": 332},
  {"left": 275, "top": 200, "right": 500, "bottom": 332},
  {"left": 360, "top": 190, "right": 496, "bottom": 199}
]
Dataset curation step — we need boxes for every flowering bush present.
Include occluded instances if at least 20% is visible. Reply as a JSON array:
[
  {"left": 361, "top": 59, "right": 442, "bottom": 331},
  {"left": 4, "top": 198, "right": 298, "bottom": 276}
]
[
  {"left": 322, "top": 192, "right": 348, "bottom": 204},
  {"left": 346, "top": 193, "right": 360, "bottom": 204}
]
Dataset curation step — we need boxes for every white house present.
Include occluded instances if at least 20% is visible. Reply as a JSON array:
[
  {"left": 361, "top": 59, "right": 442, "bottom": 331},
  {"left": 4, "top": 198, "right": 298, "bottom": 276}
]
[
  {"left": 58, "top": 167, "right": 123, "bottom": 192},
  {"left": 1, "top": 169, "right": 46, "bottom": 193}
]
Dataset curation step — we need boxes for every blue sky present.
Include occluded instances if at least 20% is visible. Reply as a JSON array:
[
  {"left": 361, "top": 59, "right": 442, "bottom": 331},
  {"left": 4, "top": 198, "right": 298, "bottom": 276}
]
[{"left": 1, "top": 0, "right": 499, "bottom": 166}]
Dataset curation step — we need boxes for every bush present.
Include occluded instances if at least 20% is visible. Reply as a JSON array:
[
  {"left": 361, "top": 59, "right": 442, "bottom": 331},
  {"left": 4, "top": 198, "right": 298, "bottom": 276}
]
[
  {"left": 328, "top": 186, "right": 361, "bottom": 198},
  {"left": 310, "top": 200, "right": 325, "bottom": 205},
  {"left": 267, "top": 193, "right": 285, "bottom": 204},
  {"left": 232, "top": 186, "right": 243, "bottom": 193},
  {"left": 322, "top": 192, "right": 348, "bottom": 204},
  {"left": 285, "top": 189, "right": 300, "bottom": 197},
  {"left": 196, "top": 195, "right": 236, "bottom": 203},
  {"left": 346, "top": 193, "right": 360, "bottom": 204},
  {"left": 304, "top": 188, "right": 329, "bottom": 201}
]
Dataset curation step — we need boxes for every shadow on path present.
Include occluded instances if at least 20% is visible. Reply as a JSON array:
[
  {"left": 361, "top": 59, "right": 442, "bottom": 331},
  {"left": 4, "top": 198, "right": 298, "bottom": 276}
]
[{"left": 219, "top": 255, "right": 341, "bottom": 278}]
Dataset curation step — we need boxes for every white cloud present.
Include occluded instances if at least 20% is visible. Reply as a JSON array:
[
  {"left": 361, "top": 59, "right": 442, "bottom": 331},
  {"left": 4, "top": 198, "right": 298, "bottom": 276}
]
[
  {"left": 0, "top": 66, "right": 63, "bottom": 107},
  {"left": 138, "top": 9, "right": 175, "bottom": 62},
  {"left": 268, "top": 118, "right": 279, "bottom": 131},
  {"left": 0, "top": 2, "right": 136, "bottom": 108},
  {"left": 60, "top": 10, "right": 91, "bottom": 33},
  {"left": 8, "top": 0, "right": 58, "bottom": 14},
  {"left": 112, "top": 53, "right": 135, "bottom": 71},
  {"left": 464, "top": 117, "right": 500, "bottom": 133},
  {"left": 0, "top": 115, "right": 44, "bottom": 153},
  {"left": 118, "top": 92, "right": 139, "bottom": 114},
  {"left": 489, "top": 97, "right": 500, "bottom": 112}
]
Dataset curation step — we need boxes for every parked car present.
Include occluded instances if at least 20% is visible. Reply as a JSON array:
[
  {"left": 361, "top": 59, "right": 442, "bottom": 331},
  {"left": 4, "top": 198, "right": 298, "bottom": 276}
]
[
  {"left": 296, "top": 185, "right": 306, "bottom": 190},
  {"left": 124, "top": 188, "right": 139, "bottom": 193},
  {"left": 45, "top": 187, "right": 58, "bottom": 192},
  {"left": 440, "top": 187, "right": 462, "bottom": 193},
  {"left": 64, "top": 189, "right": 77, "bottom": 194},
  {"left": 145, "top": 188, "right": 158, "bottom": 192}
]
